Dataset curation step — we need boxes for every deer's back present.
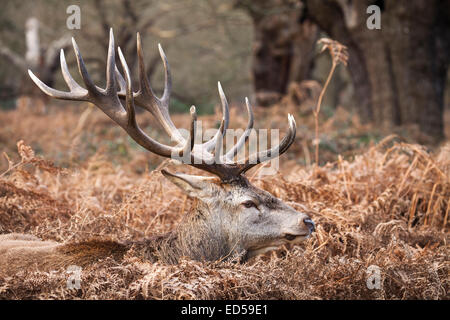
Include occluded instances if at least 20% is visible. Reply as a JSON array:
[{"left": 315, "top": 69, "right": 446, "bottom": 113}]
[{"left": 0, "top": 233, "right": 129, "bottom": 276}]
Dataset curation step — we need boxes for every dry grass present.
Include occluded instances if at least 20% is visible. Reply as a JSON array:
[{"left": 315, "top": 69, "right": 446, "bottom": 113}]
[{"left": 0, "top": 104, "right": 448, "bottom": 300}]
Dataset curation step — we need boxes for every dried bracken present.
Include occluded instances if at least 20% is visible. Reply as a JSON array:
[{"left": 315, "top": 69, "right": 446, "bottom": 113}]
[
  {"left": 0, "top": 109, "right": 448, "bottom": 299},
  {"left": 318, "top": 38, "right": 349, "bottom": 67}
]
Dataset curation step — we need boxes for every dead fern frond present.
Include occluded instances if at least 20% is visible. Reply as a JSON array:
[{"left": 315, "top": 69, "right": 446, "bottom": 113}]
[
  {"left": 318, "top": 38, "right": 349, "bottom": 66},
  {"left": 313, "top": 38, "right": 349, "bottom": 169}
]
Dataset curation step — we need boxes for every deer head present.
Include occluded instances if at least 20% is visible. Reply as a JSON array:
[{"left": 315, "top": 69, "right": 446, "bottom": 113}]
[{"left": 28, "top": 29, "right": 315, "bottom": 262}]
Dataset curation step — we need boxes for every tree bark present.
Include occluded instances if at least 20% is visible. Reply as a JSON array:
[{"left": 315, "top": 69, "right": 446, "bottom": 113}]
[
  {"left": 0, "top": 17, "right": 71, "bottom": 100},
  {"left": 236, "top": 0, "right": 318, "bottom": 106},
  {"left": 240, "top": 0, "right": 449, "bottom": 141},
  {"left": 305, "top": 0, "right": 450, "bottom": 141}
]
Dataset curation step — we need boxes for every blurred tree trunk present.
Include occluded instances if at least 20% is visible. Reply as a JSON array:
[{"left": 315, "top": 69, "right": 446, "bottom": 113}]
[
  {"left": 0, "top": 17, "right": 70, "bottom": 96},
  {"left": 24, "top": 18, "right": 71, "bottom": 96},
  {"left": 235, "top": 0, "right": 318, "bottom": 106},
  {"left": 0, "top": 17, "right": 71, "bottom": 111},
  {"left": 305, "top": 0, "right": 449, "bottom": 141},
  {"left": 239, "top": 0, "right": 449, "bottom": 141}
]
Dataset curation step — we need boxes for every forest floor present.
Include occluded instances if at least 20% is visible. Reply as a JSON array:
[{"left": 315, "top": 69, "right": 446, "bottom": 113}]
[{"left": 0, "top": 102, "right": 448, "bottom": 299}]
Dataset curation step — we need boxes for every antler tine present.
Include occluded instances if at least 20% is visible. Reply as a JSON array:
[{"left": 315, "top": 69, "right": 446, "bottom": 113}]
[
  {"left": 183, "top": 106, "right": 197, "bottom": 156},
  {"left": 105, "top": 28, "right": 116, "bottom": 94},
  {"left": 279, "top": 114, "right": 297, "bottom": 154},
  {"left": 223, "top": 97, "right": 254, "bottom": 161},
  {"left": 117, "top": 47, "right": 136, "bottom": 126},
  {"left": 158, "top": 43, "right": 172, "bottom": 104},
  {"left": 60, "top": 49, "right": 85, "bottom": 94},
  {"left": 115, "top": 65, "right": 126, "bottom": 95},
  {"left": 237, "top": 114, "right": 296, "bottom": 174},
  {"left": 202, "top": 82, "right": 230, "bottom": 153},
  {"left": 136, "top": 32, "right": 155, "bottom": 100},
  {"left": 72, "top": 37, "right": 102, "bottom": 96},
  {"left": 75, "top": 29, "right": 128, "bottom": 123}
]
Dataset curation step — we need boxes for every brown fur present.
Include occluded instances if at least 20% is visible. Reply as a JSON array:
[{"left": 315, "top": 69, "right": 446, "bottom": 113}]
[
  {"left": 0, "top": 234, "right": 130, "bottom": 276},
  {"left": 55, "top": 240, "right": 129, "bottom": 267}
]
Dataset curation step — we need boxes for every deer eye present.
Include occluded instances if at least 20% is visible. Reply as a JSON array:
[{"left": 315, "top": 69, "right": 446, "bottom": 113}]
[{"left": 241, "top": 200, "right": 257, "bottom": 209}]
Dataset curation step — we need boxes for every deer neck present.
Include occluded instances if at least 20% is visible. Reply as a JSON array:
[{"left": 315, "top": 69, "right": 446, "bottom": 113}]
[{"left": 131, "top": 199, "right": 244, "bottom": 263}]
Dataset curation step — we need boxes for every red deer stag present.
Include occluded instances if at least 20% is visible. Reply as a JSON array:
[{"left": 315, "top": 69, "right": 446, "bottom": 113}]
[{"left": 0, "top": 30, "right": 315, "bottom": 276}]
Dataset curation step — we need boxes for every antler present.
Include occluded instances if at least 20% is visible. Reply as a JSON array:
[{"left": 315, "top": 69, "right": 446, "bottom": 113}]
[{"left": 28, "top": 29, "right": 296, "bottom": 182}]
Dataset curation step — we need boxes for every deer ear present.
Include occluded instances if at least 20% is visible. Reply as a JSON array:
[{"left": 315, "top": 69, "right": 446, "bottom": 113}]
[{"left": 161, "top": 169, "right": 218, "bottom": 198}]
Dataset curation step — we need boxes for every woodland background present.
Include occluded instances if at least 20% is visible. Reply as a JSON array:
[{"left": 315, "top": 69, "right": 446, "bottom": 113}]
[{"left": 1, "top": 0, "right": 449, "bottom": 143}]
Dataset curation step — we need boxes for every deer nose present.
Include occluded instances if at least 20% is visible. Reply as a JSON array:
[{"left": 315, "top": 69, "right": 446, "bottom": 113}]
[{"left": 303, "top": 217, "right": 315, "bottom": 233}]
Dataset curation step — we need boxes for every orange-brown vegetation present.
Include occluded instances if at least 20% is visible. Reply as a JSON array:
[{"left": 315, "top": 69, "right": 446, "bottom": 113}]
[{"left": 0, "top": 103, "right": 448, "bottom": 299}]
